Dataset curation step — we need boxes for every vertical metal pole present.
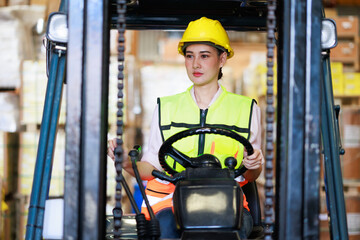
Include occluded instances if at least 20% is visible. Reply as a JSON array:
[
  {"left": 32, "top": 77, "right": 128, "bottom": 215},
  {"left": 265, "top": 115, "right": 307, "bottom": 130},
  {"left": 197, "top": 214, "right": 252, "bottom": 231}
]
[
  {"left": 65, "top": 0, "right": 110, "bottom": 238},
  {"left": 302, "top": 0, "right": 322, "bottom": 239},
  {"left": 64, "top": 0, "right": 84, "bottom": 237},
  {"left": 276, "top": 0, "right": 322, "bottom": 239},
  {"left": 276, "top": 0, "right": 306, "bottom": 237},
  {"left": 80, "top": 0, "right": 110, "bottom": 238},
  {"left": 321, "top": 53, "right": 349, "bottom": 240}
]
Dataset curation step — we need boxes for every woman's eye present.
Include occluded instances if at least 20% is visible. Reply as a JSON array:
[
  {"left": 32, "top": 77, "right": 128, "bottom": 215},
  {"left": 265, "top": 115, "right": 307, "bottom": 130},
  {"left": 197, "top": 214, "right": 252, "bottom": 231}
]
[
  {"left": 185, "top": 55, "right": 193, "bottom": 59},
  {"left": 201, "top": 55, "right": 209, "bottom": 59}
]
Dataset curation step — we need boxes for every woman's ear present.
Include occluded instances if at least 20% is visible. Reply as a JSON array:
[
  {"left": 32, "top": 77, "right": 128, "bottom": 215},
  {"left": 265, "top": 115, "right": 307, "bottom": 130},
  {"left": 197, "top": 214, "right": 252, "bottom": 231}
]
[{"left": 220, "top": 51, "right": 227, "bottom": 67}]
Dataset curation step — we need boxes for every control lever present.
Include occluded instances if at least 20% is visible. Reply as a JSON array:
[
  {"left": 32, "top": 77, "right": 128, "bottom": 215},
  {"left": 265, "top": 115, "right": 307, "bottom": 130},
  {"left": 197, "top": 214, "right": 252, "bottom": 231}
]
[
  {"left": 225, "top": 156, "right": 248, "bottom": 178},
  {"left": 129, "top": 146, "right": 156, "bottom": 219},
  {"left": 225, "top": 157, "right": 237, "bottom": 170},
  {"left": 118, "top": 173, "right": 149, "bottom": 239},
  {"left": 119, "top": 176, "right": 140, "bottom": 215},
  {"left": 129, "top": 146, "right": 160, "bottom": 240}
]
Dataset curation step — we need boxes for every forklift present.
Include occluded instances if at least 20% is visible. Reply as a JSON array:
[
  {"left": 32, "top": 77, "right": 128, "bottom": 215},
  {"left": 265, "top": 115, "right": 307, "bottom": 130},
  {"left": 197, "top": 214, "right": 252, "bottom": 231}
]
[{"left": 24, "top": 0, "right": 348, "bottom": 239}]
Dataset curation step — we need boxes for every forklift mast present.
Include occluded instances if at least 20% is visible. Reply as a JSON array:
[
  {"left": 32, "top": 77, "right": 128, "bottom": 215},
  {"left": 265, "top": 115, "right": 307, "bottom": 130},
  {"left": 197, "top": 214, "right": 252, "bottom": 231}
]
[{"left": 25, "top": 0, "right": 348, "bottom": 240}]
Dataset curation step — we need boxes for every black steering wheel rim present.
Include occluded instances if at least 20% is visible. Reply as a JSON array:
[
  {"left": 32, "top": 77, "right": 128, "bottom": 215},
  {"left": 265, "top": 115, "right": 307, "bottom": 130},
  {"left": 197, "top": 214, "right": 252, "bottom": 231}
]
[{"left": 158, "top": 127, "right": 254, "bottom": 175}]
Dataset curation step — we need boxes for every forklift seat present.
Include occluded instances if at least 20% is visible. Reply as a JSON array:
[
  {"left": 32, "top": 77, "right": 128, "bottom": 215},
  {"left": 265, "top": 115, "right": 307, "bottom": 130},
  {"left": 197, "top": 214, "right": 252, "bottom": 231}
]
[{"left": 242, "top": 181, "right": 264, "bottom": 239}]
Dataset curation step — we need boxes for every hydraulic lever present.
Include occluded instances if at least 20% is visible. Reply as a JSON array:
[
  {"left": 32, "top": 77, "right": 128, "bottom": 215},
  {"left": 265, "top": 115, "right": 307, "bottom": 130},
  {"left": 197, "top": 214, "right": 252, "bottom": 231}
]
[
  {"left": 118, "top": 173, "right": 149, "bottom": 239},
  {"left": 128, "top": 146, "right": 160, "bottom": 240}
]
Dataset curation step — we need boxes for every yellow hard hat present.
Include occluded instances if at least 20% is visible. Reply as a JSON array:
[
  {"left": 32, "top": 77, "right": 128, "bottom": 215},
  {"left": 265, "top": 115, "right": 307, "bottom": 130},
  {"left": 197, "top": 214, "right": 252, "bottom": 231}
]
[{"left": 178, "top": 17, "right": 234, "bottom": 59}]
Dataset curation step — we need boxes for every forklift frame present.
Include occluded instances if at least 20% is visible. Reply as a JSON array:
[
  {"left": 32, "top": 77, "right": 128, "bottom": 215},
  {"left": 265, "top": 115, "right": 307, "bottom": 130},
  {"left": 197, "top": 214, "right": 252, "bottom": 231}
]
[{"left": 25, "top": 0, "right": 348, "bottom": 239}]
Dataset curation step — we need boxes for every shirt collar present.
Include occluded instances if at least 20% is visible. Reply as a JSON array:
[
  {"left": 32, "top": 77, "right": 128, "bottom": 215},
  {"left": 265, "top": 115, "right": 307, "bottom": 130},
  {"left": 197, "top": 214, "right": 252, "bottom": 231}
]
[{"left": 190, "top": 84, "right": 223, "bottom": 109}]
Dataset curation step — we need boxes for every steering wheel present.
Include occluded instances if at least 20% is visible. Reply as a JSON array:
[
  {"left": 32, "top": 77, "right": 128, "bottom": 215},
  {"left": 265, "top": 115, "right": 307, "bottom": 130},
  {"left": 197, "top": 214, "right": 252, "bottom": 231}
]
[{"left": 158, "top": 127, "right": 254, "bottom": 176}]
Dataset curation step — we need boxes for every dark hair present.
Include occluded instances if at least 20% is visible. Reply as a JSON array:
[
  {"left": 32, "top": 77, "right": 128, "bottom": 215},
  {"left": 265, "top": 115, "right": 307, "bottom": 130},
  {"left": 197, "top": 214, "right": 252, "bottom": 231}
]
[
  {"left": 216, "top": 48, "right": 224, "bottom": 80},
  {"left": 218, "top": 68, "right": 223, "bottom": 80}
]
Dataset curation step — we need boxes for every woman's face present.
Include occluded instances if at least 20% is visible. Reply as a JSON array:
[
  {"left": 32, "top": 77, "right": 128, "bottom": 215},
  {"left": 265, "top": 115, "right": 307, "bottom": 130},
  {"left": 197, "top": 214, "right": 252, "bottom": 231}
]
[{"left": 184, "top": 44, "right": 227, "bottom": 87}]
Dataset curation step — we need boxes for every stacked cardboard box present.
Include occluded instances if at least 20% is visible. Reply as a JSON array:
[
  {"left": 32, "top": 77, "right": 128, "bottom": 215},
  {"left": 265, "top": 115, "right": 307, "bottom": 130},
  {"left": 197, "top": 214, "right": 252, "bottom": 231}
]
[
  {"left": 0, "top": 93, "right": 19, "bottom": 132},
  {"left": 340, "top": 107, "right": 360, "bottom": 239},
  {"left": 331, "top": 16, "right": 359, "bottom": 71},
  {"left": 0, "top": 9, "right": 23, "bottom": 89},
  {"left": 340, "top": 107, "right": 360, "bottom": 181},
  {"left": 21, "top": 60, "right": 67, "bottom": 126},
  {"left": 0, "top": 6, "right": 45, "bottom": 88},
  {"left": 21, "top": 60, "right": 47, "bottom": 125},
  {"left": 331, "top": 62, "right": 360, "bottom": 96},
  {"left": 343, "top": 73, "right": 360, "bottom": 95},
  {"left": 19, "top": 130, "right": 65, "bottom": 197},
  {"left": 331, "top": 62, "right": 345, "bottom": 95}
]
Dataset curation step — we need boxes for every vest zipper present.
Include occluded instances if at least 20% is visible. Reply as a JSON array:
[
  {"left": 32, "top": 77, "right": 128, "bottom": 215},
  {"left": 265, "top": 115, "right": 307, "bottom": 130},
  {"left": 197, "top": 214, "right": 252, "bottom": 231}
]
[{"left": 198, "top": 109, "right": 208, "bottom": 155}]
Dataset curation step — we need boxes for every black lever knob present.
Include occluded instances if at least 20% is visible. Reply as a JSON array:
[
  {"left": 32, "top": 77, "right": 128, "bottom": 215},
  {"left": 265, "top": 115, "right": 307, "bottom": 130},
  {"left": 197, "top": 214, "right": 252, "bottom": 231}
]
[{"left": 225, "top": 157, "right": 237, "bottom": 170}]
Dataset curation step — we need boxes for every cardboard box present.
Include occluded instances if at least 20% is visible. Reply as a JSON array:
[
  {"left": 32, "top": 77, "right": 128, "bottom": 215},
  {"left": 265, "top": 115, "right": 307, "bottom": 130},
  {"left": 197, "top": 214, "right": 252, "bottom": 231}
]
[
  {"left": 331, "top": 62, "right": 344, "bottom": 75},
  {"left": 331, "top": 40, "right": 359, "bottom": 63},
  {"left": 0, "top": 92, "right": 20, "bottom": 132},
  {"left": 19, "top": 129, "right": 65, "bottom": 196},
  {"left": 336, "top": 0, "right": 360, "bottom": 6},
  {"left": 0, "top": 6, "right": 46, "bottom": 88},
  {"left": 333, "top": 16, "right": 359, "bottom": 37},
  {"left": 340, "top": 107, "right": 360, "bottom": 180},
  {"left": 7, "top": 0, "right": 28, "bottom": 5},
  {"left": 345, "top": 196, "right": 360, "bottom": 237},
  {"left": 331, "top": 72, "right": 344, "bottom": 95},
  {"left": 343, "top": 73, "right": 360, "bottom": 95},
  {"left": 0, "top": 0, "right": 7, "bottom": 7},
  {"left": 21, "top": 60, "right": 67, "bottom": 125},
  {"left": 320, "top": 194, "right": 360, "bottom": 240}
]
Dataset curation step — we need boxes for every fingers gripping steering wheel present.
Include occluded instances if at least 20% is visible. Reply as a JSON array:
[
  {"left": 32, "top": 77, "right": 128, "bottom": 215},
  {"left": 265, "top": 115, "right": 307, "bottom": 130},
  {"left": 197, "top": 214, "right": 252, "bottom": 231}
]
[{"left": 158, "top": 127, "right": 254, "bottom": 176}]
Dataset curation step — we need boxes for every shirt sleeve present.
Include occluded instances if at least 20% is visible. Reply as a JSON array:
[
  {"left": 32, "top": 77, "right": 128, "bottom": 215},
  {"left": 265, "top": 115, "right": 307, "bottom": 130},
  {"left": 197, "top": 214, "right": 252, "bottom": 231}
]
[
  {"left": 140, "top": 105, "right": 164, "bottom": 171},
  {"left": 245, "top": 103, "right": 265, "bottom": 165}
]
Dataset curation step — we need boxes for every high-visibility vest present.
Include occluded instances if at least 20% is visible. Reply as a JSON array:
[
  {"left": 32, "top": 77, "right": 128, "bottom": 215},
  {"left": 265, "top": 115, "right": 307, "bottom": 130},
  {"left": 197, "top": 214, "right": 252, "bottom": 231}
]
[{"left": 141, "top": 85, "right": 255, "bottom": 219}]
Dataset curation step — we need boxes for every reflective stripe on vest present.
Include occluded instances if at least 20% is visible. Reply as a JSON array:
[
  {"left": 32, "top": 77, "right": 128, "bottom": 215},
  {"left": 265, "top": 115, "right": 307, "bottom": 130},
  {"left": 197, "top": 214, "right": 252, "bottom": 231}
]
[
  {"left": 158, "top": 85, "right": 255, "bottom": 173},
  {"left": 141, "top": 178, "right": 175, "bottom": 220}
]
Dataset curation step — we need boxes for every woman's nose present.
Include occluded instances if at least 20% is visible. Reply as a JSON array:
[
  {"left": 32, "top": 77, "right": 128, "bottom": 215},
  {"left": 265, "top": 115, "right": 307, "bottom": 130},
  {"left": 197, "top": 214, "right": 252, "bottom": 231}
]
[{"left": 193, "top": 57, "right": 200, "bottom": 69}]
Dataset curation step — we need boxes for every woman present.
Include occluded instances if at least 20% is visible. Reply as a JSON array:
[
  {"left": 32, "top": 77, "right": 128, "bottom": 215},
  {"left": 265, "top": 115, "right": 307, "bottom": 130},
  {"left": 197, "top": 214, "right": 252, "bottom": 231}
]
[{"left": 108, "top": 17, "right": 263, "bottom": 239}]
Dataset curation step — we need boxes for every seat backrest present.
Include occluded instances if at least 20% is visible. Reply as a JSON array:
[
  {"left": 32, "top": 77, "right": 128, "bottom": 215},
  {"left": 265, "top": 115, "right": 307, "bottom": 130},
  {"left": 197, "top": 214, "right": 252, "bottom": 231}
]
[{"left": 242, "top": 181, "right": 262, "bottom": 226}]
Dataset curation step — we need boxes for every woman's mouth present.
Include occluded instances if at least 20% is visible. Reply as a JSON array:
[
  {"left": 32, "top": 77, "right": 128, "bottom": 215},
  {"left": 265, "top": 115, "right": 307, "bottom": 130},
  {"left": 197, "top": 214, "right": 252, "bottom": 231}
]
[{"left": 193, "top": 72, "right": 203, "bottom": 77}]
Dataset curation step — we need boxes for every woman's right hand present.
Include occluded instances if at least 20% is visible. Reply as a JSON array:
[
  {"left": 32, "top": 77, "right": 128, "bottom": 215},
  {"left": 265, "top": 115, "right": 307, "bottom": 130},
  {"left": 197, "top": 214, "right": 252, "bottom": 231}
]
[
  {"left": 107, "top": 138, "right": 133, "bottom": 172},
  {"left": 107, "top": 138, "right": 156, "bottom": 180},
  {"left": 107, "top": 138, "right": 117, "bottom": 161}
]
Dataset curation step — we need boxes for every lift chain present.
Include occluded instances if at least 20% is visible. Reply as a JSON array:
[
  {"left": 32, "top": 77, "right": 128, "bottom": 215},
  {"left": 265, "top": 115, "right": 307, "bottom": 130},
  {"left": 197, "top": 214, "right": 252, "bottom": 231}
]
[
  {"left": 113, "top": 0, "right": 126, "bottom": 239},
  {"left": 265, "top": 0, "right": 276, "bottom": 239}
]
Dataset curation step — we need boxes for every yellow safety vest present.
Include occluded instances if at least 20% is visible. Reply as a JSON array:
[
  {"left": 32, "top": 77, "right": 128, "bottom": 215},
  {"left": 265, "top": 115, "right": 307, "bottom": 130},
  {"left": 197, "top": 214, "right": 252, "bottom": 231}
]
[
  {"left": 158, "top": 85, "right": 255, "bottom": 173},
  {"left": 141, "top": 85, "right": 255, "bottom": 219}
]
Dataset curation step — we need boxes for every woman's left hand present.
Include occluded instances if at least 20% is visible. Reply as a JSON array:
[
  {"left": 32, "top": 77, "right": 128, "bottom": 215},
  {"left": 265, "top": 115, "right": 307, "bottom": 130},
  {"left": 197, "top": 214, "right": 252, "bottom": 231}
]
[{"left": 243, "top": 149, "right": 263, "bottom": 170}]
